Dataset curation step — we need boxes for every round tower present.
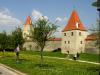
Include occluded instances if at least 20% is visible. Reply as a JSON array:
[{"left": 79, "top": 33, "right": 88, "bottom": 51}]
[{"left": 61, "top": 10, "right": 88, "bottom": 54}]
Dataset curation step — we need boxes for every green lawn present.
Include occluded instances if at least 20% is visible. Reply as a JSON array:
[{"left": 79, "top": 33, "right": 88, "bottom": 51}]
[
  {"left": 79, "top": 53, "right": 100, "bottom": 63},
  {"left": 21, "top": 51, "right": 67, "bottom": 58},
  {"left": 0, "top": 51, "right": 100, "bottom": 75},
  {"left": 21, "top": 51, "right": 100, "bottom": 62}
]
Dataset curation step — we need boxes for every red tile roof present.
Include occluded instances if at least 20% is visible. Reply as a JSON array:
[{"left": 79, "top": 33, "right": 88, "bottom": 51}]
[
  {"left": 48, "top": 38, "right": 61, "bottom": 41},
  {"left": 62, "top": 10, "right": 87, "bottom": 32},
  {"left": 85, "top": 35, "right": 97, "bottom": 41},
  {"left": 25, "top": 16, "right": 32, "bottom": 25}
]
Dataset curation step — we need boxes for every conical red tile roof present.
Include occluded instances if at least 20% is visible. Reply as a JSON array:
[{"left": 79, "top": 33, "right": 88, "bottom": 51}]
[
  {"left": 62, "top": 10, "right": 87, "bottom": 32},
  {"left": 25, "top": 16, "right": 32, "bottom": 25}
]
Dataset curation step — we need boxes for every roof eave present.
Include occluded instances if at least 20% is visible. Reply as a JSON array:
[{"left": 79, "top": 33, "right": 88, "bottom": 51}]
[{"left": 62, "top": 29, "right": 87, "bottom": 32}]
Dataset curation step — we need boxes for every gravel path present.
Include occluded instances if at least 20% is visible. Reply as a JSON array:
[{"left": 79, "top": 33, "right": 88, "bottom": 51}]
[
  {"left": 0, "top": 64, "right": 26, "bottom": 75},
  {"left": 0, "top": 66, "right": 18, "bottom": 75}
]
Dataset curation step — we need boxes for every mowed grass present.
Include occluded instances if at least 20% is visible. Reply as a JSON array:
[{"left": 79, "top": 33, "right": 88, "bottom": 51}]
[
  {"left": 21, "top": 51, "right": 100, "bottom": 62},
  {"left": 21, "top": 51, "right": 67, "bottom": 58},
  {"left": 79, "top": 53, "right": 100, "bottom": 63},
  {"left": 0, "top": 51, "right": 100, "bottom": 75}
]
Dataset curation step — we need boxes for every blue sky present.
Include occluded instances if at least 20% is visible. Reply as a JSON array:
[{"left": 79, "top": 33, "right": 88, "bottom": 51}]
[{"left": 0, "top": 0, "right": 98, "bottom": 37}]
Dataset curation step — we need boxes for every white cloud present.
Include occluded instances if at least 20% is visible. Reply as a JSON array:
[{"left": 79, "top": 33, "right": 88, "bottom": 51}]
[
  {"left": 55, "top": 17, "right": 62, "bottom": 22},
  {"left": 32, "top": 10, "right": 42, "bottom": 19},
  {"left": 55, "top": 17, "right": 67, "bottom": 23},
  {"left": 0, "top": 7, "right": 10, "bottom": 15},
  {"left": 0, "top": 8, "right": 21, "bottom": 26},
  {"left": 32, "top": 9, "right": 49, "bottom": 20},
  {"left": 54, "top": 27, "right": 62, "bottom": 37},
  {"left": 44, "top": 16, "right": 48, "bottom": 20}
]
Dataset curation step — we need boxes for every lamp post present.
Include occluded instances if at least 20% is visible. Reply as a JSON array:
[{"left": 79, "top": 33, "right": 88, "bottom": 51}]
[{"left": 92, "top": 0, "right": 100, "bottom": 61}]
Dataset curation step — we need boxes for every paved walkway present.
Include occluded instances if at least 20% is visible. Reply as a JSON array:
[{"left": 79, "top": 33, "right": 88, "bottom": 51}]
[
  {"left": 0, "top": 64, "right": 26, "bottom": 75},
  {"left": 45, "top": 56, "right": 100, "bottom": 65}
]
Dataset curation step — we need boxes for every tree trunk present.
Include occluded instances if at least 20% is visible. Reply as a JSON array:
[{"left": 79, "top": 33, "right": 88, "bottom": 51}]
[{"left": 40, "top": 47, "right": 43, "bottom": 66}]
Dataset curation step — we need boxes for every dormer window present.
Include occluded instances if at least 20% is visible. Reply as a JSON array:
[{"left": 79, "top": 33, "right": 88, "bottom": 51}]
[
  {"left": 71, "top": 32, "right": 73, "bottom": 36},
  {"left": 76, "top": 22, "right": 79, "bottom": 28}
]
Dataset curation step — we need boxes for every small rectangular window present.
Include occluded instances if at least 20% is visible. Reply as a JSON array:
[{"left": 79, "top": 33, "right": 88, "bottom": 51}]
[
  {"left": 79, "top": 32, "right": 81, "bottom": 36},
  {"left": 65, "top": 41, "right": 66, "bottom": 44},
  {"left": 80, "top": 41, "right": 82, "bottom": 44},
  {"left": 64, "top": 33, "right": 66, "bottom": 36},
  {"left": 68, "top": 41, "right": 70, "bottom": 44},
  {"left": 71, "top": 32, "right": 73, "bottom": 36}
]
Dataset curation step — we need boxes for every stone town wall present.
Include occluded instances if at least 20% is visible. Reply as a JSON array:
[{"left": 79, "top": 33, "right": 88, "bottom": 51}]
[
  {"left": 85, "top": 41, "right": 99, "bottom": 54},
  {"left": 23, "top": 41, "right": 61, "bottom": 51}
]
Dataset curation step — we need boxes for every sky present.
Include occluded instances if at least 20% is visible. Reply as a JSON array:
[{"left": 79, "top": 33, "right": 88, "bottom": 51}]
[{"left": 0, "top": 0, "right": 98, "bottom": 37}]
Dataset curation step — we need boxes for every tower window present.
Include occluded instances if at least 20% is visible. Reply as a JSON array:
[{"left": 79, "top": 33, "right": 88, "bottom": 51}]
[
  {"left": 65, "top": 41, "right": 66, "bottom": 44},
  {"left": 64, "top": 33, "right": 66, "bottom": 36},
  {"left": 24, "top": 33, "right": 26, "bottom": 36},
  {"left": 80, "top": 41, "right": 82, "bottom": 44},
  {"left": 71, "top": 32, "right": 73, "bottom": 36},
  {"left": 79, "top": 32, "right": 81, "bottom": 36},
  {"left": 68, "top": 41, "right": 70, "bottom": 44}
]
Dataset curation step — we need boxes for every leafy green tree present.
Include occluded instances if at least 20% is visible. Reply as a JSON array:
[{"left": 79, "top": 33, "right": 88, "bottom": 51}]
[
  {"left": 0, "top": 31, "right": 7, "bottom": 50},
  {"left": 31, "top": 17, "right": 57, "bottom": 66},
  {"left": 12, "top": 27, "right": 24, "bottom": 49},
  {"left": 0, "top": 27, "right": 24, "bottom": 51},
  {"left": 6, "top": 34, "right": 14, "bottom": 49}
]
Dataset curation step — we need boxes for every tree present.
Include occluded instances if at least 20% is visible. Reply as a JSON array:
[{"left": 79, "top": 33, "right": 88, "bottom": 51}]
[
  {"left": 12, "top": 27, "right": 24, "bottom": 49},
  {"left": 88, "top": 19, "right": 99, "bottom": 47},
  {"left": 31, "top": 17, "right": 57, "bottom": 66},
  {"left": 88, "top": 19, "right": 99, "bottom": 33},
  {"left": 6, "top": 34, "right": 15, "bottom": 50},
  {"left": 91, "top": 0, "right": 100, "bottom": 49},
  {"left": 0, "top": 31, "right": 7, "bottom": 50}
]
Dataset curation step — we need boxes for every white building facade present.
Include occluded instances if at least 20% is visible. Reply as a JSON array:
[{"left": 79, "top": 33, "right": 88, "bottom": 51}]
[
  {"left": 61, "top": 10, "right": 88, "bottom": 54},
  {"left": 23, "top": 16, "right": 37, "bottom": 50},
  {"left": 23, "top": 10, "right": 89, "bottom": 54}
]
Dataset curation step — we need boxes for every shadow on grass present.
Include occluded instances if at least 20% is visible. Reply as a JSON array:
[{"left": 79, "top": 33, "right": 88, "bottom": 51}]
[
  {"left": 34, "top": 63, "right": 55, "bottom": 69},
  {"left": 19, "top": 58, "right": 31, "bottom": 61},
  {"left": 13, "top": 58, "right": 32, "bottom": 64},
  {"left": 0, "top": 55, "right": 12, "bottom": 58},
  {"left": 87, "top": 66, "right": 100, "bottom": 72}
]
